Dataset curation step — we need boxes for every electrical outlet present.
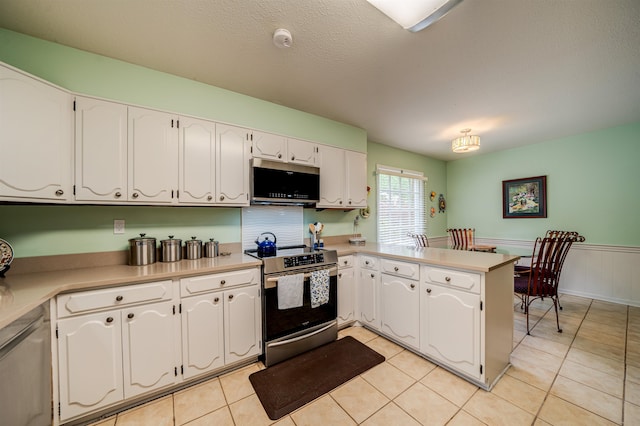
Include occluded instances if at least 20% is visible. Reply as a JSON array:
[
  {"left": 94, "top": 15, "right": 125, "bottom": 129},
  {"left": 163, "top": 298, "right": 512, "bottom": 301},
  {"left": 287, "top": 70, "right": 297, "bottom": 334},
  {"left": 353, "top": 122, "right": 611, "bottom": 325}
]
[{"left": 114, "top": 219, "right": 125, "bottom": 234}]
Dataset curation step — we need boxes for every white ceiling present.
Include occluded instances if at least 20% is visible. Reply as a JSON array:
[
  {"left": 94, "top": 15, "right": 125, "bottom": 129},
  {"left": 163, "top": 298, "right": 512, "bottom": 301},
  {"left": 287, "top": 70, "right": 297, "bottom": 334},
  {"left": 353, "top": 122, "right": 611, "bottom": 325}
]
[{"left": 1, "top": 0, "right": 639, "bottom": 161}]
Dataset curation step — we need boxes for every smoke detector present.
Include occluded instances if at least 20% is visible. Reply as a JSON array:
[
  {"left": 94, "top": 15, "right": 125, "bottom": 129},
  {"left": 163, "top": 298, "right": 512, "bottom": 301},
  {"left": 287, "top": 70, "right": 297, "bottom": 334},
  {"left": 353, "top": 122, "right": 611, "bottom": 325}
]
[{"left": 273, "top": 28, "right": 293, "bottom": 48}]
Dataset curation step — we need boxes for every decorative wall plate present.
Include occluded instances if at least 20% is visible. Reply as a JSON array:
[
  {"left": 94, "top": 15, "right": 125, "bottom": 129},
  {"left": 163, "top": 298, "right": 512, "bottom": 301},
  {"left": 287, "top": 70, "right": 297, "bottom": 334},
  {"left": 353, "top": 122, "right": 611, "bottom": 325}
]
[{"left": 0, "top": 238, "right": 14, "bottom": 277}]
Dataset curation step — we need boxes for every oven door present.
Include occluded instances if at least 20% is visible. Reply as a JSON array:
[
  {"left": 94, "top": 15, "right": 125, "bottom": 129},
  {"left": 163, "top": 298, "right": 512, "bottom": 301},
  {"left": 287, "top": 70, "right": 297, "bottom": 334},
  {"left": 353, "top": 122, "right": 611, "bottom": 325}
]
[{"left": 263, "top": 265, "right": 338, "bottom": 343}]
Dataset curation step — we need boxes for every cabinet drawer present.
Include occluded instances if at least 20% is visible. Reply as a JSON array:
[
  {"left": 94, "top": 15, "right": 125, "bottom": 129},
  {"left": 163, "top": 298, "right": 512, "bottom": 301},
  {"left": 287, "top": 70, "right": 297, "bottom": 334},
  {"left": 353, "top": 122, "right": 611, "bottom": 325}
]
[
  {"left": 338, "top": 255, "right": 354, "bottom": 269},
  {"left": 380, "top": 258, "right": 419, "bottom": 279},
  {"left": 422, "top": 266, "right": 480, "bottom": 294},
  {"left": 57, "top": 280, "right": 173, "bottom": 318},
  {"left": 180, "top": 268, "right": 260, "bottom": 296},
  {"left": 359, "top": 255, "right": 378, "bottom": 270}
]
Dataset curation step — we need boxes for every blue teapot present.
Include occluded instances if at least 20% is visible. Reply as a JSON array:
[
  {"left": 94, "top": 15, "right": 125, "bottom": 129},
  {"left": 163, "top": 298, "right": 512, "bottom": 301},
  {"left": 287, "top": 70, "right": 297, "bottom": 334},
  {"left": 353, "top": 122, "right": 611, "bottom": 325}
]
[{"left": 255, "top": 232, "right": 277, "bottom": 257}]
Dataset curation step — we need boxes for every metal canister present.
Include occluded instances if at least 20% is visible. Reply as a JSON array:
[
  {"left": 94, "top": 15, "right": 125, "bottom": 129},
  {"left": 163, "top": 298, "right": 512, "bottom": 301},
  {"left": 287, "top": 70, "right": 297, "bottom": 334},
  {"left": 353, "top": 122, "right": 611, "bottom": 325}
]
[
  {"left": 204, "top": 238, "right": 219, "bottom": 257},
  {"left": 128, "top": 233, "right": 156, "bottom": 266},
  {"left": 161, "top": 236, "right": 182, "bottom": 262},
  {"left": 185, "top": 237, "right": 202, "bottom": 260}
]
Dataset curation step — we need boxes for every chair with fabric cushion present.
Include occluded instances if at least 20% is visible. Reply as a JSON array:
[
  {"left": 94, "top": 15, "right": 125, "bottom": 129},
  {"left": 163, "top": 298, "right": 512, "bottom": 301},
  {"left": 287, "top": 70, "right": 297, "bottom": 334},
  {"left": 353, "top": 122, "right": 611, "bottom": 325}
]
[
  {"left": 514, "top": 230, "right": 585, "bottom": 334},
  {"left": 446, "top": 228, "right": 496, "bottom": 252}
]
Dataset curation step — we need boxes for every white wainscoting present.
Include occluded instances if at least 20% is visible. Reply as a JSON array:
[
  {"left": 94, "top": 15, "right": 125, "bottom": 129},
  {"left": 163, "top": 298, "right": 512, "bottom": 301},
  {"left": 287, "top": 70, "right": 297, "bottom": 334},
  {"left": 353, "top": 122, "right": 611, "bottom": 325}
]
[{"left": 477, "top": 237, "right": 640, "bottom": 307}]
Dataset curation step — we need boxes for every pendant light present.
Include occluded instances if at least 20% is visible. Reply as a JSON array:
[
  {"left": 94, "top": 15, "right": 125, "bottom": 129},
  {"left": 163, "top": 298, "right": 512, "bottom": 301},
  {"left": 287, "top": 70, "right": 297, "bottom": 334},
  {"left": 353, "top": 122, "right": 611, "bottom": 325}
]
[{"left": 451, "top": 128, "right": 480, "bottom": 153}]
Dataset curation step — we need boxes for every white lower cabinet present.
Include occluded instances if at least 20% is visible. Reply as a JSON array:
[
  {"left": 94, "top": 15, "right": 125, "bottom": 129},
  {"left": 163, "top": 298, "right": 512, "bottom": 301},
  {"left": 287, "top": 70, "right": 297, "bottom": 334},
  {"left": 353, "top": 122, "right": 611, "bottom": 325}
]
[
  {"left": 180, "top": 293, "right": 225, "bottom": 380},
  {"left": 224, "top": 285, "right": 261, "bottom": 364},
  {"left": 380, "top": 273, "right": 420, "bottom": 350},
  {"left": 57, "top": 310, "right": 124, "bottom": 421},
  {"left": 358, "top": 267, "right": 380, "bottom": 330},
  {"left": 337, "top": 256, "right": 356, "bottom": 326},
  {"left": 420, "top": 282, "right": 481, "bottom": 380},
  {"left": 122, "top": 301, "right": 178, "bottom": 399}
]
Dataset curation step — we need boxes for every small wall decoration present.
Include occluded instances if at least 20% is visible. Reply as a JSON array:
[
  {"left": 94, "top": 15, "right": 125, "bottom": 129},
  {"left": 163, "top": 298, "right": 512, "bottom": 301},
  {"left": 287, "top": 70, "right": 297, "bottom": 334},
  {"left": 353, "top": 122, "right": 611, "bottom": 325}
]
[
  {"left": 438, "top": 194, "right": 446, "bottom": 213},
  {"left": 430, "top": 191, "right": 436, "bottom": 201},
  {"left": 430, "top": 207, "right": 436, "bottom": 217},
  {"left": 502, "top": 175, "right": 547, "bottom": 218}
]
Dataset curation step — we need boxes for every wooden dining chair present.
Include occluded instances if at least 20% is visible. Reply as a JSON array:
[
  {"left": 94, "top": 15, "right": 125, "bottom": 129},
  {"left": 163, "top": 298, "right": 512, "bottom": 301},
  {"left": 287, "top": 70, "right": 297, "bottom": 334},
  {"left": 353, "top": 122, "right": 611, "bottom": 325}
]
[
  {"left": 514, "top": 230, "right": 585, "bottom": 334},
  {"left": 446, "top": 228, "right": 496, "bottom": 252},
  {"left": 408, "top": 232, "right": 430, "bottom": 248}
]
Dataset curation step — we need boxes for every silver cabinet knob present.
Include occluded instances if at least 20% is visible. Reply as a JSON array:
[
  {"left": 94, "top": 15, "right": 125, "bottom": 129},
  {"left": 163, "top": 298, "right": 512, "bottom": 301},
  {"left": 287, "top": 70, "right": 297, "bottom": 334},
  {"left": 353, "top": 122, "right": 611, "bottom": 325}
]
[
  {"left": 207, "top": 195, "right": 213, "bottom": 201},
  {"left": 114, "top": 192, "right": 122, "bottom": 198},
  {"left": 132, "top": 193, "right": 139, "bottom": 198},
  {"left": 219, "top": 195, "right": 225, "bottom": 201},
  {"left": 55, "top": 189, "right": 64, "bottom": 196}
]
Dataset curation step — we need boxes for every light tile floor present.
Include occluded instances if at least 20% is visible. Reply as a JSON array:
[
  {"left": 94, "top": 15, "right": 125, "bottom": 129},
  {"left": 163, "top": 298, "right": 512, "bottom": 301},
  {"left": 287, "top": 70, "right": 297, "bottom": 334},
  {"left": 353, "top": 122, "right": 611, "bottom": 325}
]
[{"left": 89, "top": 294, "right": 639, "bottom": 425}]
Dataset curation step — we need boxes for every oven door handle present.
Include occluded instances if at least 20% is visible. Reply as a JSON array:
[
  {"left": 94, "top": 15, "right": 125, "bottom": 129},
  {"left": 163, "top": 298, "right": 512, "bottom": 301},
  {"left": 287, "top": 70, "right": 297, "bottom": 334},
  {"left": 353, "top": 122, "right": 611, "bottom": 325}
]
[
  {"left": 264, "top": 265, "right": 338, "bottom": 289},
  {"left": 266, "top": 321, "right": 337, "bottom": 348}
]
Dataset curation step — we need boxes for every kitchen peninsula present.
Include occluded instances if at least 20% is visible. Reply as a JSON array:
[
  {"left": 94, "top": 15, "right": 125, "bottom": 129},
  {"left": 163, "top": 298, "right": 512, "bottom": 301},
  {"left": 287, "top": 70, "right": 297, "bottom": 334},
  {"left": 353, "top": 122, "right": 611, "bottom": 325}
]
[{"left": 0, "top": 243, "right": 518, "bottom": 424}]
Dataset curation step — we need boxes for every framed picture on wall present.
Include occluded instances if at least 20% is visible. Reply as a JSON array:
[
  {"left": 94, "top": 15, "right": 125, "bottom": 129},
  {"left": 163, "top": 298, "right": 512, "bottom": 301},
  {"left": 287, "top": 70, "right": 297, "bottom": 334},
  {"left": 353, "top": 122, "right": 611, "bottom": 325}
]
[{"left": 502, "top": 175, "right": 547, "bottom": 218}]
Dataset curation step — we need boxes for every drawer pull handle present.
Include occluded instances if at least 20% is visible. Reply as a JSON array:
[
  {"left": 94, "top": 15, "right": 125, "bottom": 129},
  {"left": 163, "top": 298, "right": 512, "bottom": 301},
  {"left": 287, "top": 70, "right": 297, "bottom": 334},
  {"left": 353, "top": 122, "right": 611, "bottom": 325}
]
[
  {"left": 55, "top": 189, "right": 64, "bottom": 196},
  {"left": 207, "top": 195, "right": 213, "bottom": 201},
  {"left": 426, "top": 288, "right": 432, "bottom": 294},
  {"left": 127, "top": 313, "right": 134, "bottom": 319},
  {"left": 219, "top": 195, "right": 225, "bottom": 201},
  {"left": 291, "top": 156, "right": 295, "bottom": 161},
  {"left": 214, "top": 297, "right": 220, "bottom": 303},
  {"left": 445, "top": 276, "right": 451, "bottom": 282},
  {"left": 410, "top": 283, "right": 415, "bottom": 289},
  {"left": 132, "top": 192, "right": 139, "bottom": 198},
  {"left": 220, "top": 280, "right": 226, "bottom": 285},
  {"left": 394, "top": 266, "right": 399, "bottom": 272},
  {"left": 106, "top": 317, "right": 114, "bottom": 323},
  {"left": 343, "top": 260, "right": 348, "bottom": 265},
  {"left": 277, "top": 153, "right": 282, "bottom": 158},
  {"left": 370, "top": 273, "right": 375, "bottom": 278},
  {"left": 116, "top": 295, "right": 123, "bottom": 302},
  {"left": 114, "top": 192, "right": 122, "bottom": 198},
  {"left": 365, "top": 261, "right": 370, "bottom": 265},
  {"left": 228, "top": 294, "right": 234, "bottom": 300},
  {"left": 338, "top": 273, "right": 342, "bottom": 278}
]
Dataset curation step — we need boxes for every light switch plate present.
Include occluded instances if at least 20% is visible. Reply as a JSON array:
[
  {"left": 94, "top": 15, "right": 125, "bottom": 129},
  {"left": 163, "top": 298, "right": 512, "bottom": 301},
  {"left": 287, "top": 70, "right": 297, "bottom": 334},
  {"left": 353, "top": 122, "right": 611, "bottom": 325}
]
[{"left": 114, "top": 219, "right": 125, "bottom": 234}]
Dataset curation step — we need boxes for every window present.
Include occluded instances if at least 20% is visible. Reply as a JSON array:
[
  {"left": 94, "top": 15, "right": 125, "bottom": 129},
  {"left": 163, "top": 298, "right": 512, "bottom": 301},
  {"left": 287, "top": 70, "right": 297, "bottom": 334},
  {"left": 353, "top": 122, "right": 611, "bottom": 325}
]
[{"left": 377, "top": 164, "right": 428, "bottom": 246}]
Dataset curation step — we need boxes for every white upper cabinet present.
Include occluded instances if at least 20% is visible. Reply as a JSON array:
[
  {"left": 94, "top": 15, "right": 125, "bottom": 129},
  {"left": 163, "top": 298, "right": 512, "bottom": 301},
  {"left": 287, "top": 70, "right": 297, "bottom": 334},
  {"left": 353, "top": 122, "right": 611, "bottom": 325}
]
[
  {"left": 179, "top": 116, "right": 216, "bottom": 204},
  {"left": 0, "top": 64, "right": 72, "bottom": 202},
  {"left": 318, "top": 146, "right": 367, "bottom": 208},
  {"left": 251, "top": 131, "right": 287, "bottom": 162},
  {"left": 318, "top": 144, "right": 345, "bottom": 207},
  {"left": 74, "top": 97, "right": 128, "bottom": 202},
  {"left": 287, "top": 138, "right": 317, "bottom": 166},
  {"left": 128, "top": 107, "right": 179, "bottom": 203},
  {"left": 251, "top": 132, "right": 318, "bottom": 166},
  {"left": 216, "top": 123, "right": 250, "bottom": 206}
]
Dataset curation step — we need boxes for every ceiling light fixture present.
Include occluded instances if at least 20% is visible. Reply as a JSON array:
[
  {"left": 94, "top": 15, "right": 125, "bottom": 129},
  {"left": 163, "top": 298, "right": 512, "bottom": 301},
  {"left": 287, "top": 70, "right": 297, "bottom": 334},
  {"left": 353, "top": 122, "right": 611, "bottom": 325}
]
[
  {"left": 452, "top": 128, "right": 480, "bottom": 153},
  {"left": 366, "top": 0, "right": 464, "bottom": 32}
]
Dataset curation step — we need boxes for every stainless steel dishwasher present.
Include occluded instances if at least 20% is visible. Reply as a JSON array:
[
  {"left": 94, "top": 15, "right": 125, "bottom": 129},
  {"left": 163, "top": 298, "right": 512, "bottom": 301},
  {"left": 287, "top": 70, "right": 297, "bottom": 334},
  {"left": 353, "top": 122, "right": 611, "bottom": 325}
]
[{"left": 0, "top": 303, "right": 51, "bottom": 426}]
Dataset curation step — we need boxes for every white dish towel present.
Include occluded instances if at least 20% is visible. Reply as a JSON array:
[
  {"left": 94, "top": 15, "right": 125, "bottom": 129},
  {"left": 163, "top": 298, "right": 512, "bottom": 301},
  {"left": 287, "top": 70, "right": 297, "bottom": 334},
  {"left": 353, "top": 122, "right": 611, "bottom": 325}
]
[{"left": 277, "top": 273, "right": 304, "bottom": 310}]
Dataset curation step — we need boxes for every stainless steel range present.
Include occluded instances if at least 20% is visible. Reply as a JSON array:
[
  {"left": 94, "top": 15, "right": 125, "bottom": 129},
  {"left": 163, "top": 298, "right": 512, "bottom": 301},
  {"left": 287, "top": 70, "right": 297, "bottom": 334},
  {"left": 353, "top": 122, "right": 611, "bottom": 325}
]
[{"left": 245, "top": 245, "right": 338, "bottom": 367}]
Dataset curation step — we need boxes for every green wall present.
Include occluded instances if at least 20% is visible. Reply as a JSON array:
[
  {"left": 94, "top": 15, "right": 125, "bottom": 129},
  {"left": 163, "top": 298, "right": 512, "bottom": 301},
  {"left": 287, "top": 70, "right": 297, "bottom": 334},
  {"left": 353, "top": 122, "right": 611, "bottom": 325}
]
[{"left": 446, "top": 122, "right": 640, "bottom": 246}]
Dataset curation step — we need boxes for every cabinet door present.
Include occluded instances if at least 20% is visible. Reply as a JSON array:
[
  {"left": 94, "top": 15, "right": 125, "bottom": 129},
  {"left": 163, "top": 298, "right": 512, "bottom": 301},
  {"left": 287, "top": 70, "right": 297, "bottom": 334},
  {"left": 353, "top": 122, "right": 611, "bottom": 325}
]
[
  {"left": 337, "top": 267, "right": 355, "bottom": 326},
  {"left": 216, "top": 123, "right": 250, "bottom": 205},
  {"left": 345, "top": 150, "right": 368, "bottom": 208},
  {"left": 317, "top": 144, "right": 345, "bottom": 207},
  {"left": 128, "top": 106, "right": 178, "bottom": 203},
  {"left": 179, "top": 116, "right": 216, "bottom": 204},
  {"left": 224, "top": 285, "right": 261, "bottom": 364},
  {"left": 420, "top": 283, "right": 481, "bottom": 380},
  {"left": 74, "top": 96, "right": 128, "bottom": 202},
  {"left": 358, "top": 269, "right": 380, "bottom": 330},
  {"left": 57, "top": 311, "right": 123, "bottom": 422},
  {"left": 287, "top": 138, "right": 317, "bottom": 166},
  {"left": 181, "top": 293, "right": 225, "bottom": 379},
  {"left": 122, "top": 301, "right": 178, "bottom": 399},
  {"left": 0, "top": 65, "right": 72, "bottom": 201},
  {"left": 380, "top": 274, "right": 419, "bottom": 349},
  {"left": 252, "top": 131, "right": 286, "bottom": 162}
]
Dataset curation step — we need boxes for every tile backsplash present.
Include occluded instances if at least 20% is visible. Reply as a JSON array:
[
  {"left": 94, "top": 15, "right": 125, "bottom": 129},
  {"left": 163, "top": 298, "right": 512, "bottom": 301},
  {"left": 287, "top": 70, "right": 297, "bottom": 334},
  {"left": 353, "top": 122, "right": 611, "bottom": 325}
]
[{"left": 241, "top": 206, "right": 303, "bottom": 251}]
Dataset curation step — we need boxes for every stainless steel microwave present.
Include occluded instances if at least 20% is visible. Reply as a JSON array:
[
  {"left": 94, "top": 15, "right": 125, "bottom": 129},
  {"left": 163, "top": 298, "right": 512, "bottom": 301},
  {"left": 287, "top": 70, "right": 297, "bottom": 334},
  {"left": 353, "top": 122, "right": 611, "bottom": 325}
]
[{"left": 250, "top": 158, "right": 320, "bottom": 206}]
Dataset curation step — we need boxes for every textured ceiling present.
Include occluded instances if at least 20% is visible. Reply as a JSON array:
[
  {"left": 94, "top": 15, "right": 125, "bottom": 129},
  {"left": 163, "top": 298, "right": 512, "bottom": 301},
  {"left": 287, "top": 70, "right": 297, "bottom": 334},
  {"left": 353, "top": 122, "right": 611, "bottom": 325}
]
[{"left": 1, "top": 0, "right": 639, "bottom": 160}]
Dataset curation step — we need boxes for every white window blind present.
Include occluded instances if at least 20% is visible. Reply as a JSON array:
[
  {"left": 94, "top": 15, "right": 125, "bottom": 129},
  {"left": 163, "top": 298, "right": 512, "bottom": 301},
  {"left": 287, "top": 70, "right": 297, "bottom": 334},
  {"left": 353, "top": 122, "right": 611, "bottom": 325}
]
[{"left": 376, "top": 164, "right": 428, "bottom": 246}]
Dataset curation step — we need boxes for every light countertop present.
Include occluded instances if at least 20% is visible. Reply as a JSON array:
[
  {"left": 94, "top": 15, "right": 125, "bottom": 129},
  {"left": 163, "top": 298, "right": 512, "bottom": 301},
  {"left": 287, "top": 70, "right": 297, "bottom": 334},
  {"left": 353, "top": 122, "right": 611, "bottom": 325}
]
[{"left": 0, "top": 244, "right": 518, "bottom": 329}]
